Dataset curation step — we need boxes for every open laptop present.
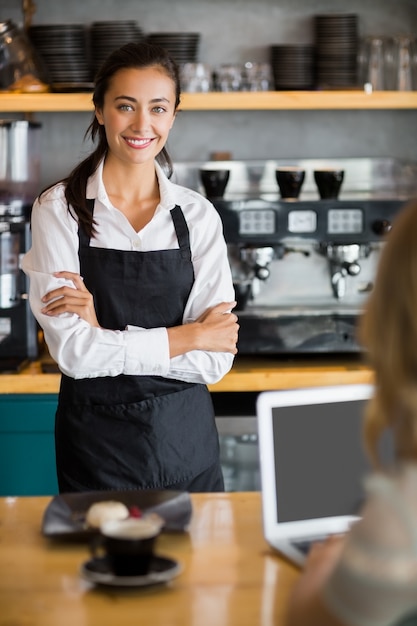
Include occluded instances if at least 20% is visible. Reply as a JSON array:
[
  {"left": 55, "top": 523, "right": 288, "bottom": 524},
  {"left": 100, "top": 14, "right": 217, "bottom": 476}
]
[{"left": 257, "top": 384, "right": 394, "bottom": 567}]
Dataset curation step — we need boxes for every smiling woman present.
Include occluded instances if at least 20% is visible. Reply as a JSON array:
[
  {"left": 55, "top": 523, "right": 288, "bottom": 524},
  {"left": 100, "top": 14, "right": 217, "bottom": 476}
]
[
  {"left": 21, "top": 42, "right": 239, "bottom": 495},
  {"left": 94, "top": 66, "right": 178, "bottom": 232}
]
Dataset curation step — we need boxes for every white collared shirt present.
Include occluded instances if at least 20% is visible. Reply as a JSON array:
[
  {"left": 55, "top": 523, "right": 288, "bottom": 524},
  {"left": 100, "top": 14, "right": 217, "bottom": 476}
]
[{"left": 22, "top": 160, "right": 235, "bottom": 383}]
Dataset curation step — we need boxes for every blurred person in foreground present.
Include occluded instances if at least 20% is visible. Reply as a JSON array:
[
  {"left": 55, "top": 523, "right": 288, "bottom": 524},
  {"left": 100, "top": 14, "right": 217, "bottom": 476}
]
[{"left": 285, "top": 198, "right": 417, "bottom": 626}]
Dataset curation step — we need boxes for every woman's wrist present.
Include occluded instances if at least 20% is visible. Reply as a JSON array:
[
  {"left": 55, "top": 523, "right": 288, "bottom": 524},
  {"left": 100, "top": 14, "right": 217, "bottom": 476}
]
[{"left": 167, "top": 323, "right": 200, "bottom": 358}]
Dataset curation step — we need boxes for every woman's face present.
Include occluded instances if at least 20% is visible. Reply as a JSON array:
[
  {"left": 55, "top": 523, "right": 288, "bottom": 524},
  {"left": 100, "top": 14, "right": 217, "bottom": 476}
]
[{"left": 95, "top": 66, "right": 177, "bottom": 166}]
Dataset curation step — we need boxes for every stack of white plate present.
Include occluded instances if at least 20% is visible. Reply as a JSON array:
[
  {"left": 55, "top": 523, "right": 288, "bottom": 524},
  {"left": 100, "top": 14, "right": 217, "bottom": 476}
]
[
  {"left": 146, "top": 33, "right": 200, "bottom": 65},
  {"left": 314, "top": 14, "right": 359, "bottom": 88},
  {"left": 90, "top": 21, "right": 145, "bottom": 77},
  {"left": 270, "top": 44, "right": 315, "bottom": 90}
]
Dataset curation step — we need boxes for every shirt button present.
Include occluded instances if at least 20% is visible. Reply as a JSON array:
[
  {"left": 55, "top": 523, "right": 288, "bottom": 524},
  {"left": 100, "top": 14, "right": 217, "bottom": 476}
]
[{"left": 132, "top": 239, "right": 141, "bottom": 250}]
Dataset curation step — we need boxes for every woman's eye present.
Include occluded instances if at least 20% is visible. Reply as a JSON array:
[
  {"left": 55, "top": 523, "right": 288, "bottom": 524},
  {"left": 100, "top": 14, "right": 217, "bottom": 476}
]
[
  {"left": 153, "top": 106, "right": 166, "bottom": 113},
  {"left": 118, "top": 104, "right": 134, "bottom": 112}
]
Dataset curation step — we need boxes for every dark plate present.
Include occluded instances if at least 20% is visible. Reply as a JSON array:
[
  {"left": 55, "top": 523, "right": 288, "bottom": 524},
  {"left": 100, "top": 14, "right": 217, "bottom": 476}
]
[
  {"left": 52, "top": 83, "right": 95, "bottom": 92},
  {"left": 81, "top": 554, "right": 181, "bottom": 587},
  {"left": 42, "top": 489, "right": 192, "bottom": 540}
]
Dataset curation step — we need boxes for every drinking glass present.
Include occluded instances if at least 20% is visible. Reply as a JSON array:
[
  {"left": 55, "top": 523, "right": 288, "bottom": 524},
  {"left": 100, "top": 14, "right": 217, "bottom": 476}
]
[
  {"left": 391, "top": 35, "right": 415, "bottom": 91},
  {"left": 364, "top": 36, "right": 389, "bottom": 90},
  {"left": 180, "top": 63, "right": 212, "bottom": 93}
]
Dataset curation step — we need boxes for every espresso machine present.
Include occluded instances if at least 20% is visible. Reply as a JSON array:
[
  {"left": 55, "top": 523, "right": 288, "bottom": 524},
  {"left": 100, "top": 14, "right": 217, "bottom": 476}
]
[
  {"left": 214, "top": 195, "right": 403, "bottom": 353},
  {"left": 174, "top": 157, "right": 416, "bottom": 354},
  {"left": 0, "top": 120, "right": 41, "bottom": 371}
]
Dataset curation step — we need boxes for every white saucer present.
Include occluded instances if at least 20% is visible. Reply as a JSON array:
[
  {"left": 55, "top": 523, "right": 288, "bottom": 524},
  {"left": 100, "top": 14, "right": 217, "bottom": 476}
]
[{"left": 80, "top": 554, "right": 181, "bottom": 587}]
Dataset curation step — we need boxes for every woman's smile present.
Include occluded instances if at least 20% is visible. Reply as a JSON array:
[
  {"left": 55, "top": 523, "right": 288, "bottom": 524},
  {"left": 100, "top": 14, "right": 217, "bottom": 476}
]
[{"left": 123, "top": 136, "right": 155, "bottom": 149}]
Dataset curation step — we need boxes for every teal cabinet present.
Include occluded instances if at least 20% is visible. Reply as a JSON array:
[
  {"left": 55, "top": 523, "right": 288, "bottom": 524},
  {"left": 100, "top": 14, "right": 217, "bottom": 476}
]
[{"left": 0, "top": 394, "right": 59, "bottom": 496}]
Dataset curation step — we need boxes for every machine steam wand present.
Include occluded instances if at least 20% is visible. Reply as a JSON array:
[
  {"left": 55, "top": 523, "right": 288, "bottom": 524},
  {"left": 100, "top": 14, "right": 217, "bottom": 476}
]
[{"left": 231, "top": 245, "right": 277, "bottom": 309}]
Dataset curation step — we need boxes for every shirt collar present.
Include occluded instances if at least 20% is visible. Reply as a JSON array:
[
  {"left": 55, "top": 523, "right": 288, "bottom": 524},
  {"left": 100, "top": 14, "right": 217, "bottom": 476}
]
[
  {"left": 86, "top": 159, "right": 105, "bottom": 202},
  {"left": 155, "top": 161, "right": 178, "bottom": 211},
  {"left": 86, "top": 158, "right": 177, "bottom": 212}
]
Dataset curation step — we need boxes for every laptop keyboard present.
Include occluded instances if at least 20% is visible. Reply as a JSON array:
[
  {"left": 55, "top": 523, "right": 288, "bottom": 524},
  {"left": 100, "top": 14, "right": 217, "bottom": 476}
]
[{"left": 292, "top": 535, "right": 330, "bottom": 555}]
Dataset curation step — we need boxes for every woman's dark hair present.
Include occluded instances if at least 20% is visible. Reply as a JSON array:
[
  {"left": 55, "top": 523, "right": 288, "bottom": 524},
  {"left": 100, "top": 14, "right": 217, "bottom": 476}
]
[{"left": 42, "top": 42, "right": 181, "bottom": 238}]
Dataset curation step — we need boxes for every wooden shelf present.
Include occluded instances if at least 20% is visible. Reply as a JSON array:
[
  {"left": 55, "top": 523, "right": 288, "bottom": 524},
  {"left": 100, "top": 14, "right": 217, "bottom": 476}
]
[
  {"left": 181, "top": 90, "right": 417, "bottom": 111},
  {"left": 1, "top": 90, "right": 417, "bottom": 113}
]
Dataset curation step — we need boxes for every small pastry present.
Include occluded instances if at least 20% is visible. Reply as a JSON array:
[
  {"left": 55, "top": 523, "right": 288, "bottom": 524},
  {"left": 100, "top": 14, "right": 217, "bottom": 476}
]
[{"left": 85, "top": 500, "right": 129, "bottom": 528}]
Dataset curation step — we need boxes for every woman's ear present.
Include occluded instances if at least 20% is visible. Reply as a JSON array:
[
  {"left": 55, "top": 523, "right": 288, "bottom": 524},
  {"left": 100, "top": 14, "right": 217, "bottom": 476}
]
[{"left": 95, "top": 108, "right": 104, "bottom": 125}]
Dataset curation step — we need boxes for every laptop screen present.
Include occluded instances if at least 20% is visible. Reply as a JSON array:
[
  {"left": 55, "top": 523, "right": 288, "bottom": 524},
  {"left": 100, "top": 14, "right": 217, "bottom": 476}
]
[{"left": 270, "top": 396, "right": 394, "bottom": 524}]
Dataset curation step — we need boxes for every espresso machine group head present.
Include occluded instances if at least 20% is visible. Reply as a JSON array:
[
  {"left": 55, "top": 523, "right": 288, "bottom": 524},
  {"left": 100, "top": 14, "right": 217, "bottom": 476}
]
[
  {"left": 320, "top": 242, "right": 371, "bottom": 300},
  {"left": 212, "top": 196, "right": 402, "bottom": 354}
]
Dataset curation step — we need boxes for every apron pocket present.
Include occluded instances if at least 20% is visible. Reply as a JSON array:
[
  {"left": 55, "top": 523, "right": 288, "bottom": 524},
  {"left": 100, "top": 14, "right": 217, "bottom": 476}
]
[{"left": 56, "top": 385, "right": 219, "bottom": 490}]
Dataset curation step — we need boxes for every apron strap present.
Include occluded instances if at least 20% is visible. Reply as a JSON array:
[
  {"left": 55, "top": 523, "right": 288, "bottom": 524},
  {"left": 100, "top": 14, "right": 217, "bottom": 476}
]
[
  {"left": 77, "top": 199, "right": 95, "bottom": 250},
  {"left": 170, "top": 204, "right": 192, "bottom": 261},
  {"left": 78, "top": 200, "right": 191, "bottom": 262}
]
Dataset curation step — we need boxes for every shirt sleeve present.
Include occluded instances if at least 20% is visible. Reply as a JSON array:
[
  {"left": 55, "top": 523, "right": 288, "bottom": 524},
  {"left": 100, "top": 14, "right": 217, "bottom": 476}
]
[
  {"left": 162, "top": 200, "right": 236, "bottom": 385},
  {"left": 322, "top": 468, "right": 417, "bottom": 626},
  {"left": 22, "top": 190, "right": 170, "bottom": 379}
]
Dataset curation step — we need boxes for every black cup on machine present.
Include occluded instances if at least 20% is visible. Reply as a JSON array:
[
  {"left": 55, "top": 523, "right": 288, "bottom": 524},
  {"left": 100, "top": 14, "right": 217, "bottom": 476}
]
[
  {"left": 314, "top": 169, "right": 345, "bottom": 199},
  {"left": 91, "top": 517, "right": 163, "bottom": 577},
  {"left": 199, "top": 169, "right": 230, "bottom": 198},
  {"left": 275, "top": 167, "right": 305, "bottom": 200}
]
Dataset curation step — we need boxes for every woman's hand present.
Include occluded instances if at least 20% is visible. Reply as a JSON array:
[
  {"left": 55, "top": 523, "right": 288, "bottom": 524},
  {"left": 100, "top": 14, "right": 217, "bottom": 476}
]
[
  {"left": 168, "top": 301, "right": 239, "bottom": 357},
  {"left": 285, "top": 535, "right": 347, "bottom": 626},
  {"left": 41, "top": 271, "right": 101, "bottom": 328},
  {"left": 194, "top": 301, "right": 239, "bottom": 354}
]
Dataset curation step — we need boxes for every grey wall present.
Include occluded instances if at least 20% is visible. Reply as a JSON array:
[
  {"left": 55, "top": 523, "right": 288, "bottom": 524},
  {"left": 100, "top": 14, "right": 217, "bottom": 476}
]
[{"left": 2, "top": 0, "right": 417, "bottom": 188}]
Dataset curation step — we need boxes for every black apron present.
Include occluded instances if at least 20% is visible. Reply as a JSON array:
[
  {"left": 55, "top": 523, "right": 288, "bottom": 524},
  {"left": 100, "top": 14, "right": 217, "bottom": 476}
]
[{"left": 55, "top": 202, "right": 220, "bottom": 492}]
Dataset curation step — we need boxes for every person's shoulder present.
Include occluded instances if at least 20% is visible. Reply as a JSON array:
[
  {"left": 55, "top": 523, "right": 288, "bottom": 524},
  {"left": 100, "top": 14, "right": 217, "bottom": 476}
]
[
  {"left": 37, "top": 181, "right": 66, "bottom": 203},
  {"left": 394, "top": 463, "right": 417, "bottom": 496},
  {"left": 366, "top": 463, "right": 417, "bottom": 505},
  {"left": 169, "top": 180, "right": 219, "bottom": 213},
  {"left": 32, "top": 182, "right": 68, "bottom": 217},
  {"left": 178, "top": 184, "right": 212, "bottom": 204}
]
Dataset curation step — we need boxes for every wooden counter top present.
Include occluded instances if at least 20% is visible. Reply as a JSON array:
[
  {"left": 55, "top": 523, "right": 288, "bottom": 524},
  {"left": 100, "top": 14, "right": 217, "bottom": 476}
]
[
  {"left": 0, "top": 355, "right": 374, "bottom": 394},
  {"left": 0, "top": 492, "right": 299, "bottom": 626},
  {"left": 210, "top": 355, "right": 373, "bottom": 392}
]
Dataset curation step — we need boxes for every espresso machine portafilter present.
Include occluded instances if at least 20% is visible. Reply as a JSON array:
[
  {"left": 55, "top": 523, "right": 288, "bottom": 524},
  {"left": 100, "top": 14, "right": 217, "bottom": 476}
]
[
  {"left": 230, "top": 245, "right": 276, "bottom": 309},
  {"left": 320, "top": 243, "right": 371, "bottom": 299}
]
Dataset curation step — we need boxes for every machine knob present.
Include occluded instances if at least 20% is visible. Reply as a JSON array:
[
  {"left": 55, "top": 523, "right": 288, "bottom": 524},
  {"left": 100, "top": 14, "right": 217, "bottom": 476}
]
[
  {"left": 372, "top": 219, "right": 392, "bottom": 236},
  {"left": 346, "top": 262, "right": 361, "bottom": 276},
  {"left": 255, "top": 265, "right": 270, "bottom": 280}
]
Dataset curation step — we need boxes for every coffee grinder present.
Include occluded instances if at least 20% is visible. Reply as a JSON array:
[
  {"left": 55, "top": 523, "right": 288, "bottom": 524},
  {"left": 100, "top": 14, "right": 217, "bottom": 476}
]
[{"left": 0, "top": 120, "right": 41, "bottom": 372}]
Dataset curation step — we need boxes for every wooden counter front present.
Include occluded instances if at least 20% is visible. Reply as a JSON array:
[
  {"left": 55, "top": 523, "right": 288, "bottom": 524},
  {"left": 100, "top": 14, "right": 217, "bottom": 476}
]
[
  {"left": 0, "top": 492, "right": 299, "bottom": 626},
  {"left": 0, "top": 355, "right": 373, "bottom": 395}
]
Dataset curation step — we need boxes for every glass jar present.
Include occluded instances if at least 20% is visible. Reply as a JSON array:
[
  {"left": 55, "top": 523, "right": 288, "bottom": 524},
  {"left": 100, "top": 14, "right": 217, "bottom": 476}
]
[{"left": 0, "top": 19, "right": 49, "bottom": 92}]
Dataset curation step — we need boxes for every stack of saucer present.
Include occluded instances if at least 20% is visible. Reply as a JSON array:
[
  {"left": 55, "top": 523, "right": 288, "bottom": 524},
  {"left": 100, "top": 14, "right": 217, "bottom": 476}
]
[
  {"left": 314, "top": 14, "right": 359, "bottom": 88},
  {"left": 28, "top": 24, "right": 92, "bottom": 91},
  {"left": 146, "top": 32, "right": 200, "bottom": 65},
  {"left": 270, "top": 45, "right": 315, "bottom": 90},
  {"left": 90, "top": 21, "right": 145, "bottom": 77}
]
